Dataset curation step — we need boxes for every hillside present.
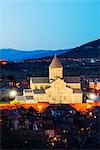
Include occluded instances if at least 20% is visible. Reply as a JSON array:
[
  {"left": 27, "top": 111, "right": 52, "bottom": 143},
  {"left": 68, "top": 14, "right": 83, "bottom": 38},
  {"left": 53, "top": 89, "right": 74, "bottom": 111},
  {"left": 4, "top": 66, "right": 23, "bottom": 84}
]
[
  {"left": 0, "top": 49, "right": 69, "bottom": 61},
  {"left": 0, "top": 39, "right": 99, "bottom": 61},
  {"left": 59, "top": 39, "right": 100, "bottom": 58}
]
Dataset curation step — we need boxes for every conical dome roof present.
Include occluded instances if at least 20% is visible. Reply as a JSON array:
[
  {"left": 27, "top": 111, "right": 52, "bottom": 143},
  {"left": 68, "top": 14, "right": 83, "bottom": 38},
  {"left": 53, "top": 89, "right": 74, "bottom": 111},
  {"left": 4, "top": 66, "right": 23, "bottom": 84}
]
[{"left": 49, "top": 55, "right": 62, "bottom": 68}]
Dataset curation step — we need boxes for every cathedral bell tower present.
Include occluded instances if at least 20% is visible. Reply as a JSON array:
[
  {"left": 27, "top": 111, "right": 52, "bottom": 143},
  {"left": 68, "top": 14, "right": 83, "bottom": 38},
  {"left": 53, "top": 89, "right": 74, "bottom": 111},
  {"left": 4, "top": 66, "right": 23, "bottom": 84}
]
[{"left": 49, "top": 55, "right": 63, "bottom": 81}]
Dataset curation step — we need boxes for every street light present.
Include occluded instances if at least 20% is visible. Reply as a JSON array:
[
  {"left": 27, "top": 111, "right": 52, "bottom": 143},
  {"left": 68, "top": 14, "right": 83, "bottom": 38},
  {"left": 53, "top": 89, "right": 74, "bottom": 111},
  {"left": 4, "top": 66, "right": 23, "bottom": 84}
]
[
  {"left": 89, "top": 93, "right": 96, "bottom": 100},
  {"left": 9, "top": 90, "right": 17, "bottom": 97},
  {"left": 37, "top": 105, "right": 42, "bottom": 109}
]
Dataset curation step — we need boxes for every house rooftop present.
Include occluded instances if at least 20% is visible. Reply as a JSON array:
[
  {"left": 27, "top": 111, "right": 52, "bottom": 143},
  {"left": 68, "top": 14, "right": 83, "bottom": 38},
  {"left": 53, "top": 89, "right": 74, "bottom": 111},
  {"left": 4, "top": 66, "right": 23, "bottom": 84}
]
[
  {"left": 32, "top": 77, "right": 49, "bottom": 83},
  {"left": 64, "top": 77, "right": 80, "bottom": 83}
]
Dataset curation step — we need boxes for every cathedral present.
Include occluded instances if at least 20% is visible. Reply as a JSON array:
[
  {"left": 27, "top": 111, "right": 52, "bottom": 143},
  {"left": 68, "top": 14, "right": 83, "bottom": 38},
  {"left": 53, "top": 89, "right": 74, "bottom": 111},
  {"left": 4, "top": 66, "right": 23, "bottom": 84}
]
[{"left": 15, "top": 56, "right": 83, "bottom": 104}]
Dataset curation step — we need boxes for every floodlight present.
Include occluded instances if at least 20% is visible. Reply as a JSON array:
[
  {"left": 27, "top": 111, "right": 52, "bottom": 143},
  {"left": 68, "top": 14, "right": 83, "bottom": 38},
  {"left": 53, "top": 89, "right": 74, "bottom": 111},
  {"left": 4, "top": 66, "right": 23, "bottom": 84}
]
[
  {"left": 9, "top": 90, "right": 17, "bottom": 97},
  {"left": 89, "top": 93, "right": 96, "bottom": 100}
]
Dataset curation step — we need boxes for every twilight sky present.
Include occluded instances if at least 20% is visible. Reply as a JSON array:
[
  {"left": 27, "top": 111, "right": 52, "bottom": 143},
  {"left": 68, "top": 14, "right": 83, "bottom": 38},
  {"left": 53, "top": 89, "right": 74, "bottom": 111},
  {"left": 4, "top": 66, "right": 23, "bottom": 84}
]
[{"left": 0, "top": 0, "right": 99, "bottom": 50}]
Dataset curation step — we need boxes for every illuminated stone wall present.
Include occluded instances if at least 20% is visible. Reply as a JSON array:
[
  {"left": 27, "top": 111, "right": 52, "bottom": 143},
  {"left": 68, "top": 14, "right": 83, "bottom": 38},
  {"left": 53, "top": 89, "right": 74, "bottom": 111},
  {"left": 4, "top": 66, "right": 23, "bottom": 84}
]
[
  {"left": 71, "top": 93, "right": 83, "bottom": 103},
  {"left": 16, "top": 56, "right": 83, "bottom": 104},
  {"left": 26, "top": 78, "right": 82, "bottom": 104},
  {"left": 30, "top": 79, "right": 50, "bottom": 90},
  {"left": 49, "top": 68, "right": 63, "bottom": 80},
  {"left": 66, "top": 83, "right": 81, "bottom": 89}
]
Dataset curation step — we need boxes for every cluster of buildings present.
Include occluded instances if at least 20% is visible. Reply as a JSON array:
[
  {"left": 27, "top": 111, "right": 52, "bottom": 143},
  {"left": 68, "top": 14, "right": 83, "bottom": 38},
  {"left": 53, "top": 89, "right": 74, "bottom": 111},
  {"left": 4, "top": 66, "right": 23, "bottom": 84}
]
[
  {"left": 15, "top": 56, "right": 83, "bottom": 104},
  {"left": 0, "top": 105, "right": 99, "bottom": 149},
  {"left": 15, "top": 57, "right": 100, "bottom": 63}
]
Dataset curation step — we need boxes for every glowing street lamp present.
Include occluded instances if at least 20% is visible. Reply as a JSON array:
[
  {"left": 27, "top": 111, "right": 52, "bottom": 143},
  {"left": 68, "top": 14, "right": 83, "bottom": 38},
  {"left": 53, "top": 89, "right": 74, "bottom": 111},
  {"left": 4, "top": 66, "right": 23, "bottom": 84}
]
[
  {"left": 37, "top": 105, "right": 43, "bottom": 112},
  {"left": 52, "top": 142, "right": 55, "bottom": 146},
  {"left": 53, "top": 137, "right": 57, "bottom": 141},
  {"left": 37, "top": 105, "right": 42, "bottom": 109},
  {"left": 89, "top": 93, "right": 96, "bottom": 100},
  {"left": 9, "top": 90, "right": 17, "bottom": 97},
  {"left": 87, "top": 104, "right": 91, "bottom": 109}
]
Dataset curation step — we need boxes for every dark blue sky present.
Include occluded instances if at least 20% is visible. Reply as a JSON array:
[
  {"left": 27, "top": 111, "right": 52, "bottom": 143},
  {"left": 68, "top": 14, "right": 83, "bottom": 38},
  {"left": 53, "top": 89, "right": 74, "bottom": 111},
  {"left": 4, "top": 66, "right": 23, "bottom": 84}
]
[{"left": 0, "top": 0, "right": 99, "bottom": 50}]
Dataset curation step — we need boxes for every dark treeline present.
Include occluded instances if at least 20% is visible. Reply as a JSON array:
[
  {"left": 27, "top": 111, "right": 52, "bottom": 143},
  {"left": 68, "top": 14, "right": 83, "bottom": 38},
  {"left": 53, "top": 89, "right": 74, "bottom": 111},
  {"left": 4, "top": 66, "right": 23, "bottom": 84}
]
[{"left": 0, "top": 60, "right": 100, "bottom": 81}]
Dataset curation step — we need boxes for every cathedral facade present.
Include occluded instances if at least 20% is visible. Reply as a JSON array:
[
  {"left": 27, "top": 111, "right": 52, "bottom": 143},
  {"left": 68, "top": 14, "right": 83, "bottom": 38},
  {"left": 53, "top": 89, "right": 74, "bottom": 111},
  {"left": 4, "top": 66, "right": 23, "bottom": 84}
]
[{"left": 16, "top": 56, "right": 83, "bottom": 104}]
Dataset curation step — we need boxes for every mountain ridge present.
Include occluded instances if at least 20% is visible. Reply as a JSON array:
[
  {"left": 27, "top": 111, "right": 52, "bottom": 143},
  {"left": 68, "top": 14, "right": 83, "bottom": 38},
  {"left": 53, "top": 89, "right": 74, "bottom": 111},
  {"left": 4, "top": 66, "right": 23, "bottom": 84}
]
[
  {"left": 0, "top": 39, "right": 100, "bottom": 61},
  {"left": 59, "top": 39, "right": 100, "bottom": 58},
  {"left": 0, "top": 49, "right": 69, "bottom": 61}
]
